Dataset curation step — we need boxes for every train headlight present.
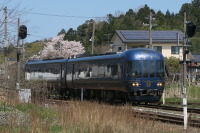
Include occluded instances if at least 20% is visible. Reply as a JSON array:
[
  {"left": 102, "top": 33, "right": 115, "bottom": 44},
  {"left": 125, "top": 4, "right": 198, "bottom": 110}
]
[
  {"left": 132, "top": 82, "right": 140, "bottom": 87},
  {"left": 157, "top": 82, "right": 163, "bottom": 86}
]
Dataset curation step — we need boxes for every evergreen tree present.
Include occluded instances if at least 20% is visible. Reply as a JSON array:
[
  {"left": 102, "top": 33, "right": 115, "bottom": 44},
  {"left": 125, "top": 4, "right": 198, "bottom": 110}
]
[
  {"left": 57, "top": 28, "right": 66, "bottom": 36},
  {"left": 64, "top": 28, "right": 77, "bottom": 41}
]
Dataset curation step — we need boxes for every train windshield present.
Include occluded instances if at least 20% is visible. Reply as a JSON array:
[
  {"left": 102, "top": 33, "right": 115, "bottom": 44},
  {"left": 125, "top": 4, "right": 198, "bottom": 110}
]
[
  {"left": 126, "top": 60, "right": 141, "bottom": 78},
  {"left": 156, "top": 60, "right": 165, "bottom": 77},
  {"left": 126, "top": 60, "right": 165, "bottom": 78}
]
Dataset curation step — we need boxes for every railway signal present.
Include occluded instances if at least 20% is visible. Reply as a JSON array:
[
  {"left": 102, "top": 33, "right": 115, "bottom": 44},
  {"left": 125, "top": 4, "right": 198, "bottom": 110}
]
[
  {"left": 186, "top": 22, "right": 196, "bottom": 37},
  {"left": 18, "top": 25, "right": 27, "bottom": 39}
]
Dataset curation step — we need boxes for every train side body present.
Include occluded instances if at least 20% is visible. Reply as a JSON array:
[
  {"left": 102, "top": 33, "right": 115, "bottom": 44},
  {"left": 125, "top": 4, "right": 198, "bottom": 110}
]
[{"left": 25, "top": 48, "right": 165, "bottom": 102}]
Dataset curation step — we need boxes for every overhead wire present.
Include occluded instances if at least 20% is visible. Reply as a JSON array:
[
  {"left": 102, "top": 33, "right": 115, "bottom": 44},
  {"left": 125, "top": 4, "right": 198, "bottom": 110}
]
[{"left": 27, "top": 11, "right": 107, "bottom": 19}]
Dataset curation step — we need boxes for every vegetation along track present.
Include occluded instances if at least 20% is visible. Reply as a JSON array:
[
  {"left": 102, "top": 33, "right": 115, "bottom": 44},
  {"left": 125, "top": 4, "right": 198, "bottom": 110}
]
[
  {"left": 1, "top": 86, "right": 200, "bottom": 128},
  {"left": 45, "top": 99, "right": 200, "bottom": 128}
]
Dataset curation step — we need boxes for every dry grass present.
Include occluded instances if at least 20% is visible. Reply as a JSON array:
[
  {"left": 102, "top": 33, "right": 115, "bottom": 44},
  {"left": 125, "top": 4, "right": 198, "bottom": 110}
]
[
  {"left": 50, "top": 101, "right": 191, "bottom": 133},
  {"left": 0, "top": 89, "right": 200, "bottom": 133}
]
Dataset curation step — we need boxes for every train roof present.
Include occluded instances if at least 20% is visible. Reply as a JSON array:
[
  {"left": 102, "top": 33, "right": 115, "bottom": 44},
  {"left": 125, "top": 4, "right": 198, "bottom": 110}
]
[
  {"left": 26, "top": 48, "right": 164, "bottom": 65},
  {"left": 68, "top": 48, "right": 163, "bottom": 62},
  {"left": 26, "top": 58, "right": 68, "bottom": 65},
  {"left": 120, "top": 48, "right": 164, "bottom": 60}
]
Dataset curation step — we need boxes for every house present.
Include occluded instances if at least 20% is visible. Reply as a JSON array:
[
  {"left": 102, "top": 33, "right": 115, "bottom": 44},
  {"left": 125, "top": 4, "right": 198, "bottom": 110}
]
[
  {"left": 187, "top": 54, "right": 200, "bottom": 82},
  {"left": 110, "top": 30, "right": 184, "bottom": 59}
]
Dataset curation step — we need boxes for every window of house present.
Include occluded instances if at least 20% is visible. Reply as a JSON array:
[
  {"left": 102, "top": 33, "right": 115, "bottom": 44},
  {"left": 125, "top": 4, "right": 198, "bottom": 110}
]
[
  {"left": 153, "top": 46, "right": 162, "bottom": 53},
  {"left": 171, "top": 46, "right": 179, "bottom": 54},
  {"left": 118, "top": 47, "right": 122, "bottom": 51}
]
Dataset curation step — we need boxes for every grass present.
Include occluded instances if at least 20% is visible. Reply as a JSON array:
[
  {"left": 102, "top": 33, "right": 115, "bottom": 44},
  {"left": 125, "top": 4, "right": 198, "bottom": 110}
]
[
  {"left": 0, "top": 91, "right": 194, "bottom": 133},
  {"left": 1, "top": 81, "right": 200, "bottom": 132},
  {"left": 164, "top": 82, "right": 200, "bottom": 101},
  {"left": 163, "top": 82, "right": 200, "bottom": 109}
]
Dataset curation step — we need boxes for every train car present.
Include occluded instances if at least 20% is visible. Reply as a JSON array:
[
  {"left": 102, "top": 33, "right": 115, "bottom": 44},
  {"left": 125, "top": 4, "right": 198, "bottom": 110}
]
[{"left": 25, "top": 48, "right": 165, "bottom": 103}]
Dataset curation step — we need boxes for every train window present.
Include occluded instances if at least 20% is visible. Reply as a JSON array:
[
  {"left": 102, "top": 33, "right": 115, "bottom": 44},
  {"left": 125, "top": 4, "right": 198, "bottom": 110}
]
[
  {"left": 92, "top": 64, "right": 98, "bottom": 77},
  {"left": 150, "top": 60, "right": 155, "bottom": 77},
  {"left": 126, "top": 61, "right": 141, "bottom": 78},
  {"left": 143, "top": 60, "right": 148, "bottom": 77},
  {"left": 105, "top": 64, "right": 111, "bottom": 77},
  {"left": 126, "top": 62, "right": 132, "bottom": 77},
  {"left": 156, "top": 60, "right": 164, "bottom": 77},
  {"left": 111, "top": 64, "right": 118, "bottom": 77},
  {"left": 78, "top": 67, "right": 84, "bottom": 78},
  {"left": 98, "top": 64, "right": 105, "bottom": 77},
  {"left": 78, "top": 62, "right": 92, "bottom": 78},
  {"left": 133, "top": 61, "right": 141, "bottom": 78}
]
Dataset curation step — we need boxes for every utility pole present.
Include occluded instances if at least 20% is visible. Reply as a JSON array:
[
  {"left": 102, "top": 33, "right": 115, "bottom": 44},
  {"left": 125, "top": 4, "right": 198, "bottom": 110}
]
[
  {"left": 182, "top": 12, "right": 188, "bottom": 130},
  {"left": 149, "top": 12, "right": 153, "bottom": 49},
  {"left": 143, "top": 12, "right": 156, "bottom": 49},
  {"left": 4, "top": 7, "right": 8, "bottom": 47},
  {"left": 4, "top": 7, "right": 8, "bottom": 86},
  {"left": 91, "top": 20, "right": 95, "bottom": 54},
  {"left": 16, "top": 18, "right": 20, "bottom": 89}
]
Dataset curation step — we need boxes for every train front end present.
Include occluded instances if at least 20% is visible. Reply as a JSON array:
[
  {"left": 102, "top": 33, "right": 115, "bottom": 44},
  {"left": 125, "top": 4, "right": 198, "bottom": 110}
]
[{"left": 123, "top": 48, "right": 165, "bottom": 103}]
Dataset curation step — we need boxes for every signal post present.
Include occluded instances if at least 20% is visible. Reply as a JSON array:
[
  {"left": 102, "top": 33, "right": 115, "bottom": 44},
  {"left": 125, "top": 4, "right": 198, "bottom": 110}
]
[
  {"left": 16, "top": 18, "right": 27, "bottom": 89},
  {"left": 181, "top": 12, "right": 196, "bottom": 130}
]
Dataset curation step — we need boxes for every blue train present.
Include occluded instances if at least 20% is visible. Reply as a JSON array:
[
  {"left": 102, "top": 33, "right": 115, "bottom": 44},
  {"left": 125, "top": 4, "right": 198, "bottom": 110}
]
[{"left": 25, "top": 48, "right": 165, "bottom": 103}]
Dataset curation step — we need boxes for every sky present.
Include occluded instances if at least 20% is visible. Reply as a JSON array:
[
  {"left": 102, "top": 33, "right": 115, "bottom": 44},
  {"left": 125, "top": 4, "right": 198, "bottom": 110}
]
[{"left": 4, "top": 0, "right": 192, "bottom": 43}]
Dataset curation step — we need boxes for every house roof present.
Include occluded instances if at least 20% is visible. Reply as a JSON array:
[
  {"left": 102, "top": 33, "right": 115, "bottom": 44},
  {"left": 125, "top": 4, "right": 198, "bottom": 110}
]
[
  {"left": 113, "top": 30, "right": 184, "bottom": 43},
  {"left": 192, "top": 54, "right": 200, "bottom": 62}
]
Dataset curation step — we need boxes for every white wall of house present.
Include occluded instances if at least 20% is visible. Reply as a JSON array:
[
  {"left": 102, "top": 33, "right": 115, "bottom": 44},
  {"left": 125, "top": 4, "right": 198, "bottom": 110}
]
[
  {"left": 153, "top": 43, "right": 183, "bottom": 59},
  {"left": 112, "top": 35, "right": 125, "bottom": 52}
]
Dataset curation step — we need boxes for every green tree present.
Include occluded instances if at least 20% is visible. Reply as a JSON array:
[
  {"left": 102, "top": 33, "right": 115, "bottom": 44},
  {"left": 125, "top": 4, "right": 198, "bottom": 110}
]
[
  {"left": 64, "top": 28, "right": 77, "bottom": 41},
  {"left": 155, "top": 10, "right": 165, "bottom": 29},
  {"left": 165, "top": 57, "right": 181, "bottom": 74},
  {"left": 189, "top": 37, "right": 200, "bottom": 54},
  {"left": 136, "top": 4, "right": 151, "bottom": 23},
  {"left": 57, "top": 28, "right": 66, "bottom": 36},
  {"left": 191, "top": 0, "right": 200, "bottom": 26}
]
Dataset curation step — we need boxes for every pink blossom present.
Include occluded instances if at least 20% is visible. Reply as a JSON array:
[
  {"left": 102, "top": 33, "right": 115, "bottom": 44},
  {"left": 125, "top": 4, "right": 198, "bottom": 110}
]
[{"left": 35, "top": 34, "right": 85, "bottom": 59}]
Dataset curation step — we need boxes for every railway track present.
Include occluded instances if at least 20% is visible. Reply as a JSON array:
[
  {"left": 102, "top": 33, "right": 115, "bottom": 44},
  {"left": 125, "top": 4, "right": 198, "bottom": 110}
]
[
  {"left": 132, "top": 107, "right": 200, "bottom": 128},
  {"left": 166, "top": 101, "right": 200, "bottom": 106},
  {"left": 137, "top": 104, "right": 200, "bottom": 114}
]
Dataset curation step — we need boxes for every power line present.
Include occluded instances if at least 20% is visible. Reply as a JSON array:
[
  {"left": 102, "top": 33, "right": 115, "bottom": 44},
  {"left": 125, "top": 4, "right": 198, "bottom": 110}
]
[
  {"left": 27, "top": 11, "right": 107, "bottom": 19},
  {"left": 29, "top": 34, "right": 50, "bottom": 38}
]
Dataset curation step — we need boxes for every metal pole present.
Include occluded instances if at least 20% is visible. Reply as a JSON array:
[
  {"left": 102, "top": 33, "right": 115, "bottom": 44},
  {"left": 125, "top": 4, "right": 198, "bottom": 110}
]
[
  {"left": 16, "top": 18, "right": 20, "bottom": 89},
  {"left": 162, "top": 91, "right": 165, "bottom": 104},
  {"left": 4, "top": 7, "right": 7, "bottom": 47},
  {"left": 81, "top": 88, "right": 83, "bottom": 101},
  {"left": 177, "top": 33, "right": 179, "bottom": 46},
  {"left": 22, "top": 39, "right": 24, "bottom": 61},
  {"left": 92, "top": 21, "right": 95, "bottom": 54},
  {"left": 149, "top": 12, "right": 152, "bottom": 49},
  {"left": 4, "top": 7, "right": 8, "bottom": 83},
  {"left": 183, "top": 12, "right": 188, "bottom": 130}
]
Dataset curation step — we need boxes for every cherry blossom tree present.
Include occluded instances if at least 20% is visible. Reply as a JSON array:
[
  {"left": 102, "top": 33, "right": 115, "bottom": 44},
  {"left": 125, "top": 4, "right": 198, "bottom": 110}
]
[{"left": 40, "top": 34, "right": 85, "bottom": 59}]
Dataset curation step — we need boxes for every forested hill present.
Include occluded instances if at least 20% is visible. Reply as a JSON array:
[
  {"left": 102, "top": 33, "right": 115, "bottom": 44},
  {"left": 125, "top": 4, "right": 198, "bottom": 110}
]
[{"left": 59, "top": 1, "right": 200, "bottom": 54}]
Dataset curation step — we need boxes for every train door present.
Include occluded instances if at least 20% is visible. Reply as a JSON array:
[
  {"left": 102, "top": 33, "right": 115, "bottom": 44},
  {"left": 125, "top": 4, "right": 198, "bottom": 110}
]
[
  {"left": 66, "top": 62, "right": 75, "bottom": 88},
  {"left": 60, "top": 62, "right": 67, "bottom": 88}
]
